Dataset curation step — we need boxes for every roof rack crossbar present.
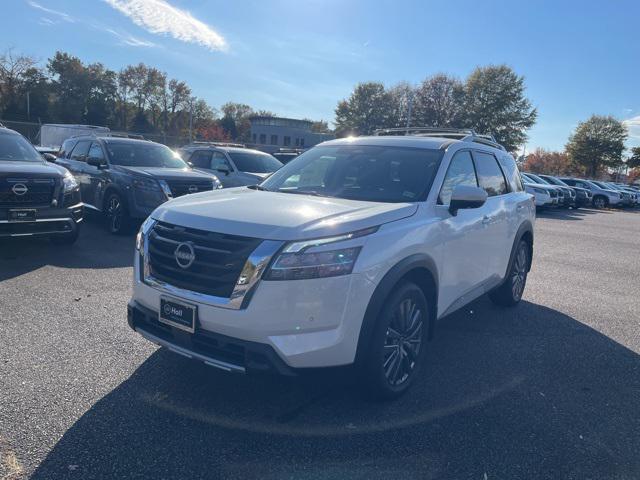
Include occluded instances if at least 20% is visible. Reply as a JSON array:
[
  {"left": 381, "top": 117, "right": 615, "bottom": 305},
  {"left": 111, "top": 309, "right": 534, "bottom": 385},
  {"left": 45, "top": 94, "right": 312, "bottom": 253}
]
[{"left": 372, "top": 126, "right": 505, "bottom": 151}]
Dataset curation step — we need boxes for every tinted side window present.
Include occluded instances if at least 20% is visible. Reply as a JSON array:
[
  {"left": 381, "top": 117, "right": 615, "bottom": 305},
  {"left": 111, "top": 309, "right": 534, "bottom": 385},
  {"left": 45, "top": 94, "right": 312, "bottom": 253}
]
[
  {"left": 70, "top": 140, "right": 91, "bottom": 161},
  {"left": 59, "top": 139, "right": 76, "bottom": 159},
  {"left": 438, "top": 151, "right": 478, "bottom": 205},
  {"left": 190, "top": 150, "right": 212, "bottom": 168},
  {"left": 88, "top": 142, "right": 105, "bottom": 161},
  {"left": 211, "top": 152, "right": 232, "bottom": 170},
  {"left": 474, "top": 151, "right": 507, "bottom": 197},
  {"left": 497, "top": 154, "right": 523, "bottom": 192}
]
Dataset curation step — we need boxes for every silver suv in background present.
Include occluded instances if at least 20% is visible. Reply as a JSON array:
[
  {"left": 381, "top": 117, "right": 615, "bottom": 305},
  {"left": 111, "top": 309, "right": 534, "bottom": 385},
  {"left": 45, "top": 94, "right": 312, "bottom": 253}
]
[
  {"left": 559, "top": 178, "right": 621, "bottom": 209},
  {"left": 179, "top": 143, "right": 283, "bottom": 187}
]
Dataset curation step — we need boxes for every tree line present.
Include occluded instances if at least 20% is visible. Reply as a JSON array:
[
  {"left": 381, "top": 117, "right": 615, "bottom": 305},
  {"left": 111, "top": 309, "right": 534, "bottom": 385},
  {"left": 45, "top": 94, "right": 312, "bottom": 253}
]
[
  {"left": 0, "top": 49, "right": 292, "bottom": 143},
  {"left": 524, "top": 115, "right": 638, "bottom": 181},
  {"left": 333, "top": 65, "right": 538, "bottom": 152}
]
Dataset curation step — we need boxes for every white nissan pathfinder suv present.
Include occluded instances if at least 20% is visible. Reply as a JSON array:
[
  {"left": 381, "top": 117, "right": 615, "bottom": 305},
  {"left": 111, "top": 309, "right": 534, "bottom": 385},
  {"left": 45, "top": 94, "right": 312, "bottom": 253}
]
[{"left": 128, "top": 128, "right": 535, "bottom": 398}]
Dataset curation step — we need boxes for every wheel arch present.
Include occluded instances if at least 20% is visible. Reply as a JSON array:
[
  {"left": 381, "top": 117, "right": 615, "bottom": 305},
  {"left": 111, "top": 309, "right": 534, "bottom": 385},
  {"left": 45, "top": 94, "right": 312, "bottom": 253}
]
[
  {"left": 102, "top": 183, "right": 128, "bottom": 212},
  {"left": 355, "top": 254, "right": 439, "bottom": 368},
  {"left": 507, "top": 221, "right": 534, "bottom": 276}
]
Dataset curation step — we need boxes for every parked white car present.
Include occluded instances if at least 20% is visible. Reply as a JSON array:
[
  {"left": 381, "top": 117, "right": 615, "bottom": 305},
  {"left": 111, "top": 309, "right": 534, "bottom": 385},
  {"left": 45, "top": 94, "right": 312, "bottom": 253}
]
[
  {"left": 128, "top": 128, "right": 536, "bottom": 398},
  {"left": 523, "top": 180, "right": 556, "bottom": 207}
]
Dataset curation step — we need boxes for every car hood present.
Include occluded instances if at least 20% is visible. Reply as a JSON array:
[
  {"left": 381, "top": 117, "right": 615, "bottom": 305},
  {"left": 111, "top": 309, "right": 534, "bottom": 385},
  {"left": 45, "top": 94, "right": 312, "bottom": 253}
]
[
  {"left": 151, "top": 187, "right": 418, "bottom": 240},
  {"left": 0, "top": 160, "right": 67, "bottom": 179},
  {"left": 115, "top": 166, "right": 213, "bottom": 181}
]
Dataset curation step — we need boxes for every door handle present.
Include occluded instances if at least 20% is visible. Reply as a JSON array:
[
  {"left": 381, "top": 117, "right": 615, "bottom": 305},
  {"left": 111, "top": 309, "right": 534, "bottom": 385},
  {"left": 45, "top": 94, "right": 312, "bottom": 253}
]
[
  {"left": 517, "top": 204, "right": 525, "bottom": 211},
  {"left": 482, "top": 215, "right": 492, "bottom": 225}
]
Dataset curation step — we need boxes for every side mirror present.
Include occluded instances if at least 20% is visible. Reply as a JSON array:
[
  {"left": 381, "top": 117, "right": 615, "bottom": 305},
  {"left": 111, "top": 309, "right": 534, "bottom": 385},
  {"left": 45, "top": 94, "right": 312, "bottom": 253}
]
[
  {"left": 87, "top": 156, "right": 107, "bottom": 169},
  {"left": 187, "top": 161, "right": 194, "bottom": 168},
  {"left": 216, "top": 165, "right": 230, "bottom": 176},
  {"left": 449, "top": 185, "right": 487, "bottom": 216},
  {"left": 42, "top": 153, "right": 57, "bottom": 163}
]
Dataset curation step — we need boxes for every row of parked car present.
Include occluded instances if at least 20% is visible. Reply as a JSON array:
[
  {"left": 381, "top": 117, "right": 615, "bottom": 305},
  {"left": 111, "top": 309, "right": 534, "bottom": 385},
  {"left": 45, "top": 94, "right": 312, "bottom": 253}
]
[
  {"left": 0, "top": 126, "right": 294, "bottom": 242},
  {"left": 521, "top": 172, "right": 639, "bottom": 210},
  {"left": 1, "top": 123, "right": 637, "bottom": 247}
]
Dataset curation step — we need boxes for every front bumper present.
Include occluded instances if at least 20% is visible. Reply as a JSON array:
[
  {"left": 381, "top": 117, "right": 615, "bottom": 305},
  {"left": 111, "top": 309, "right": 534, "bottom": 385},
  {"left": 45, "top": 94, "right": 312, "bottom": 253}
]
[
  {"left": 128, "top": 301, "right": 296, "bottom": 375},
  {"left": 0, "top": 203, "right": 83, "bottom": 237},
  {"left": 130, "top": 253, "right": 377, "bottom": 370}
]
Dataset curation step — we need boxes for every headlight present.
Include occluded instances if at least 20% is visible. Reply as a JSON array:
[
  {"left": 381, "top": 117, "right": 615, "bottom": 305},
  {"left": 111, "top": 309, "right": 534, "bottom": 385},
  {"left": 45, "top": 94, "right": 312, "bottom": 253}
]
[
  {"left": 63, "top": 171, "right": 78, "bottom": 192},
  {"left": 136, "top": 217, "right": 156, "bottom": 252},
  {"left": 264, "top": 246, "right": 362, "bottom": 281},
  {"left": 132, "top": 177, "right": 161, "bottom": 191},
  {"left": 263, "top": 227, "right": 377, "bottom": 281},
  {"left": 533, "top": 187, "right": 546, "bottom": 194},
  {"left": 211, "top": 175, "right": 223, "bottom": 189}
]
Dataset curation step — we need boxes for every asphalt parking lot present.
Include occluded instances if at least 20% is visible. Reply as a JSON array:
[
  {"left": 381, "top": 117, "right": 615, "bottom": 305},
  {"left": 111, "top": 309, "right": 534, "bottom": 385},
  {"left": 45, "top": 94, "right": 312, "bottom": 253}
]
[{"left": 1, "top": 208, "right": 639, "bottom": 480}]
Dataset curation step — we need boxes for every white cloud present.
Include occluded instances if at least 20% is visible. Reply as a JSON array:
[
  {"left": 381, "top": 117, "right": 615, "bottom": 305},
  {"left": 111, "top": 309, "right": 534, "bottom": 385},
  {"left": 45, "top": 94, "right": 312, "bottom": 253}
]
[
  {"left": 27, "top": 1, "right": 75, "bottom": 22},
  {"left": 623, "top": 116, "right": 640, "bottom": 140},
  {"left": 102, "top": 27, "right": 156, "bottom": 47},
  {"left": 103, "top": 0, "right": 227, "bottom": 52}
]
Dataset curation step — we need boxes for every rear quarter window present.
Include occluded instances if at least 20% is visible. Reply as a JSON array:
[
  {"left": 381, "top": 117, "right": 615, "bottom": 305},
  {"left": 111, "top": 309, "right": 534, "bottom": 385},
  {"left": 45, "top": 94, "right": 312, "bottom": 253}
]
[{"left": 497, "top": 154, "right": 523, "bottom": 192}]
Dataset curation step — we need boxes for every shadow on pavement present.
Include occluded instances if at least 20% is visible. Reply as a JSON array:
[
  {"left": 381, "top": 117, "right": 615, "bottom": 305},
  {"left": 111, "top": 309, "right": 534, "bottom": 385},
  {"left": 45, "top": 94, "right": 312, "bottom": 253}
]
[
  {"left": 30, "top": 298, "right": 640, "bottom": 479},
  {"left": 0, "top": 214, "right": 136, "bottom": 281},
  {"left": 536, "top": 207, "right": 605, "bottom": 221}
]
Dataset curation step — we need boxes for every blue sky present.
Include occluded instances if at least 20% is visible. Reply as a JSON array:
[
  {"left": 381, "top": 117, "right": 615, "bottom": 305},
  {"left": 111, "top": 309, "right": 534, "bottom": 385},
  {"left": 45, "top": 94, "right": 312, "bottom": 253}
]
[{"left": 3, "top": 0, "right": 639, "bottom": 152}]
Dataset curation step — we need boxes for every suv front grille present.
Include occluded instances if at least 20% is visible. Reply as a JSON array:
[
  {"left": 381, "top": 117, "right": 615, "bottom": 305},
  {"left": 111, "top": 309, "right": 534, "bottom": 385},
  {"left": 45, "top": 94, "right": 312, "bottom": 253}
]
[
  {"left": 0, "top": 178, "right": 56, "bottom": 208},
  {"left": 147, "top": 221, "right": 262, "bottom": 298},
  {"left": 549, "top": 190, "right": 557, "bottom": 197},
  {"left": 166, "top": 180, "right": 213, "bottom": 198}
]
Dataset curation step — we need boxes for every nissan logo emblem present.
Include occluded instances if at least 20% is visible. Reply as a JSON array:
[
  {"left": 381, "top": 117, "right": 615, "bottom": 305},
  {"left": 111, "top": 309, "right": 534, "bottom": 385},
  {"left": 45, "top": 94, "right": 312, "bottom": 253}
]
[
  {"left": 12, "top": 183, "right": 28, "bottom": 196},
  {"left": 188, "top": 185, "right": 198, "bottom": 193},
  {"left": 174, "top": 242, "right": 196, "bottom": 269}
]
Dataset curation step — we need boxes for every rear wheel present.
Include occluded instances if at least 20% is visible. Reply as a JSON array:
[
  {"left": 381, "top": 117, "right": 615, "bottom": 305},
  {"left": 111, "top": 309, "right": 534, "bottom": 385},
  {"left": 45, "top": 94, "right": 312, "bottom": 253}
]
[
  {"left": 489, "top": 240, "right": 529, "bottom": 307},
  {"left": 104, "top": 192, "right": 131, "bottom": 235},
  {"left": 360, "top": 281, "right": 429, "bottom": 400},
  {"left": 593, "top": 196, "right": 607, "bottom": 209}
]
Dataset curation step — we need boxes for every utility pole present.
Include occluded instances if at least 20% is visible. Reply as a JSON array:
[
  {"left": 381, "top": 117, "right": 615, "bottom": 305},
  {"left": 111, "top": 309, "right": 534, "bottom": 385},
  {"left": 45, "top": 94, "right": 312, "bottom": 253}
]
[
  {"left": 188, "top": 97, "right": 194, "bottom": 143},
  {"left": 26, "top": 91, "right": 30, "bottom": 121}
]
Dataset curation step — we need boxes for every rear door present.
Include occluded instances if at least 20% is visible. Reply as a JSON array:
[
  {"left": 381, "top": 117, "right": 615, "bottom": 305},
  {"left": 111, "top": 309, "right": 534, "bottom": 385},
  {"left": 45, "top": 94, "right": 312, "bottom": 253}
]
[
  {"left": 84, "top": 142, "right": 109, "bottom": 208},
  {"left": 64, "top": 140, "right": 92, "bottom": 198},
  {"left": 471, "top": 150, "right": 513, "bottom": 283}
]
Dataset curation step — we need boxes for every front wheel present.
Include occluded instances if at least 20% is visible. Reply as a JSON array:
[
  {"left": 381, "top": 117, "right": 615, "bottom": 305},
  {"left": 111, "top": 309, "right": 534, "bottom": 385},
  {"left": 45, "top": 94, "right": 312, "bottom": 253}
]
[
  {"left": 593, "top": 196, "right": 607, "bottom": 209},
  {"left": 489, "top": 240, "right": 529, "bottom": 307},
  {"left": 359, "top": 281, "right": 430, "bottom": 400},
  {"left": 104, "top": 192, "right": 131, "bottom": 235}
]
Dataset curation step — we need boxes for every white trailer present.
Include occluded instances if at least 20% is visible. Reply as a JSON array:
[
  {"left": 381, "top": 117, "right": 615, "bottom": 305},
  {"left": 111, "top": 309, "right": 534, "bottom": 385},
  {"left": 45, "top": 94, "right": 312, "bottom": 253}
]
[{"left": 38, "top": 124, "right": 111, "bottom": 149}]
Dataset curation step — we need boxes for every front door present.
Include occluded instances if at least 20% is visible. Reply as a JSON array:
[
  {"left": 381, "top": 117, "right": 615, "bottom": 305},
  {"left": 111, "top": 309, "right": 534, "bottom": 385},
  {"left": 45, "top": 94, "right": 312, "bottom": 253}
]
[{"left": 436, "top": 150, "right": 493, "bottom": 314}]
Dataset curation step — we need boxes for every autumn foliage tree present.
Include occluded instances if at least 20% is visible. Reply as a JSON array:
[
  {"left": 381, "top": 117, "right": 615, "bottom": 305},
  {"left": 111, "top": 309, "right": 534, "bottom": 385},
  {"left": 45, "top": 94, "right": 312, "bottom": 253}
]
[{"left": 524, "top": 148, "right": 575, "bottom": 175}]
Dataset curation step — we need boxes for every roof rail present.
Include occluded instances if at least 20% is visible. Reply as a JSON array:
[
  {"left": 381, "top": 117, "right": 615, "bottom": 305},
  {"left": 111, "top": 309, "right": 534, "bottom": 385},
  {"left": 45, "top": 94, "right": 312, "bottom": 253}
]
[
  {"left": 373, "top": 127, "right": 505, "bottom": 151},
  {"left": 186, "top": 141, "right": 246, "bottom": 148}
]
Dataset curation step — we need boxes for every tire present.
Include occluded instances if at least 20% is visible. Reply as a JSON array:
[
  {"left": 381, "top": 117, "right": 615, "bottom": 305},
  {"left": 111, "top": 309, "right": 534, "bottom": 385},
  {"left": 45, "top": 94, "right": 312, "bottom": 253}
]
[
  {"left": 359, "top": 281, "right": 430, "bottom": 400},
  {"left": 489, "top": 239, "right": 529, "bottom": 307},
  {"left": 593, "top": 196, "right": 607, "bottom": 209},
  {"left": 104, "top": 192, "right": 132, "bottom": 235},
  {"left": 49, "top": 225, "right": 80, "bottom": 245}
]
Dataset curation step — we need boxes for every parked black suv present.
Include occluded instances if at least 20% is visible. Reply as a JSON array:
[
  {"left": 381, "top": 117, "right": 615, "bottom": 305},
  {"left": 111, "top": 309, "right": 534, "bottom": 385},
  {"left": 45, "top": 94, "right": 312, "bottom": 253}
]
[
  {"left": 0, "top": 127, "right": 82, "bottom": 243},
  {"left": 57, "top": 136, "right": 220, "bottom": 234}
]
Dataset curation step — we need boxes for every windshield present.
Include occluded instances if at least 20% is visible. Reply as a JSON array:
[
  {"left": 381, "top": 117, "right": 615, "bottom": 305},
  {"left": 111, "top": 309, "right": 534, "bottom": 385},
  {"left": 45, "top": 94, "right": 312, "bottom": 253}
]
[
  {"left": 0, "top": 132, "right": 44, "bottom": 162},
  {"left": 260, "top": 145, "right": 443, "bottom": 203},
  {"left": 525, "top": 173, "right": 550, "bottom": 184},
  {"left": 228, "top": 151, "right": 282, "bottom": 173},
  {"left": 105, "top": 142, "right": 188, "bottom": 168},
  {"left": 541, "top": 175, "right": 569, "bottom": 186}
]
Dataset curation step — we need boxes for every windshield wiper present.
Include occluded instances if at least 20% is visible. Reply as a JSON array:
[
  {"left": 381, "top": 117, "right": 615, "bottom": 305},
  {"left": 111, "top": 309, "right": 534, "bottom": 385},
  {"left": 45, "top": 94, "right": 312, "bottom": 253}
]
[
  {"left": 277, "top": 189, "right": 325, "bottom": 197},
  {"left": 247, "top": 184, "right": 269, "bottom": 191}
]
